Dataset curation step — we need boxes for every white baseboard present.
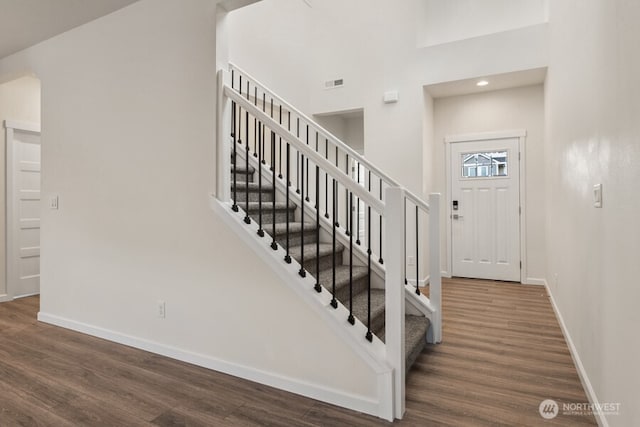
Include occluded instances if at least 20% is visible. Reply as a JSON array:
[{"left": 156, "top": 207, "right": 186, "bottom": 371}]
[
  {"left": 37, "top": 311, "right": 382, "bottom": 419},
  {"left": 0, "top": 294, "right": 12, "bottom": 303},
  {"left": 405, "top": 275, "right": 429, "bottom": 286},
  {"left": 544, "top": 281, "right": 608, "bottom": 427},
  {"left": 524, "top": 277, "right": 546, "bottom": 286}
]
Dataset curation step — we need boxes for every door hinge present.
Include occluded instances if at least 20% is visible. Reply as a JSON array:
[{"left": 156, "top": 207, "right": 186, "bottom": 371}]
[
  {"left": 519, "top": 206, "right": 521, "bottom": 215},
  {"left": 518, "top": 152, "right": 521, "bottom": 161},
  {"left": 520, "top": 261, "right": 522, "bottom": 269}
]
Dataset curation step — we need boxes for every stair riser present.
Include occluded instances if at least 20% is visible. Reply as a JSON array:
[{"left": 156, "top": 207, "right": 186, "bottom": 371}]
[
  {"left": 299, "top": 250, "right": 344, "bottom": 272},
  {"left": 230, "top": 172, "right": 255, "bottom": 183},
  {"left": 331, "top": 274, "right": 368, "bottom": 303},
  {"left": 246, "top": 208, "right": 296, "bottom": 225},
  {"left": 275, "top": 230, "right": 317, "bottom": 248},
  {"left": 232, "top": 189, "right": 274, "bottom": 203}
]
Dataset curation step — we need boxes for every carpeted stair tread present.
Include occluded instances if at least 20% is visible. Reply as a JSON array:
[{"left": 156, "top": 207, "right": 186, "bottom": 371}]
[
  {"left": 405, "top": 315, "right": 430, "bottom": 373},
  {"left": 272, "top": 222, "right": 317, "bottom": 235},
  {"left": 231, "top": 181, "right": 272, "bottom": 192},
  {"left": 377, "top": 314, "right": 430, "bottom": 373},
  {"left": 351, "top": 288, "right": 386, "bottom": 334},
  {"left": 245, "top": 202, "right": 294, "bottom": 211},
  {"left": 288, "top": 242, "right": 343, "bottom": 262},
  {"left": 317, "top": 266, "right": 368, "bottom": 293},
  {"left": 231, "top": 164, "right": 256, "bottom": 175}
]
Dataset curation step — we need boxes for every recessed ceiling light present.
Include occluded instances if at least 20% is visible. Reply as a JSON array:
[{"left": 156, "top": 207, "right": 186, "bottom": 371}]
[{"left": 476, "top": 80, "right": 489, "bottom": 87}]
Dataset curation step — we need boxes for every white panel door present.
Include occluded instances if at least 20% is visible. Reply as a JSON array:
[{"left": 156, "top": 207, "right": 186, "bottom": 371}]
[
  {"left": 450, "top": 138, "right": 520, "bottom": 281},
  {"left": 8, "top": 128, "right": 41, "bottom": 298}
]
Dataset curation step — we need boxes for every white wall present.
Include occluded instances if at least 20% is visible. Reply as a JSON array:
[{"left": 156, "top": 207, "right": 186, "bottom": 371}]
[
  {"left": 228, "top": 0, "right": 548, "bottom": 200},
  {"left": 0, "top": 0, "right": 380, "bottom": 408},
  {"left": 417, "top": 0, "right": 548, "bottom": 47},
  {"left": 545, "top": 1, "right": 640, "bottom": 425},
  {"left": 432, "top": 85, "right": 546, "bottom": 281},
  {"left": 0, "top": 75, "right": 41, "bottom": 298}
]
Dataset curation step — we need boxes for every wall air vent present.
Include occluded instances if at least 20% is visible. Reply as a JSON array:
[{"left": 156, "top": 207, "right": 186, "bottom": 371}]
[{"left": 324, "top": 78, "right": 344, "bottom": 89}]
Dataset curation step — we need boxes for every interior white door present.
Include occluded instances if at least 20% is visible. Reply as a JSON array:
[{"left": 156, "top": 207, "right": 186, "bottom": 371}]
[
  {"left": 8, "top": 128, "right": 41, "bottom": 298},
  {"left": 450, "top": 138, "right": 520, "bottom": 281}
]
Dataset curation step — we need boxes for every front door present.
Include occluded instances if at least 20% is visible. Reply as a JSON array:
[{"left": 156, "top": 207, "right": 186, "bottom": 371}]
[
  {"left": 7, "top": 127, "right": 41, "bottom": 298},
  {"left": 450, "top": 138, "right": 520, "bottom": 281}
]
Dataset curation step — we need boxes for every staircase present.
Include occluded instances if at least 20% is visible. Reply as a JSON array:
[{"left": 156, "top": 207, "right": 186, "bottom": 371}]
[
  {"left": 230, "top": 153, "right": 430, "bottom": 374},
  {"left": 214, "top": 64, "right": 442, "bottom": 421}
]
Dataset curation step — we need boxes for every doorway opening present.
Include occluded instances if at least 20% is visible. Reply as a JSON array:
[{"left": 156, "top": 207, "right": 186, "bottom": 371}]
[
  {"left": 1, "top": 75, "right": 42, "bottom": 303},
  {"left": 313, "top": 108, "right": 365, "bottom": 235},
  {"left": 445, "top": 130, "right": 526, "bottom": 283}
]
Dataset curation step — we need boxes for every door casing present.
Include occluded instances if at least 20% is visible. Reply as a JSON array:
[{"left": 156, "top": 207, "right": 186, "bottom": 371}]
[
  {"left": 444, "top": 129, "right": 528, "bottom": 284},
  {"left": 3, "top": 120, "right": 41, "bottom": 302}
]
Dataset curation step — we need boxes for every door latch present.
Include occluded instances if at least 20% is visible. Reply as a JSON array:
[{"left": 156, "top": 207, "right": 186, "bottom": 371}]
[{"left": 452, "top": 214, "right": 464, "bottom": 220}]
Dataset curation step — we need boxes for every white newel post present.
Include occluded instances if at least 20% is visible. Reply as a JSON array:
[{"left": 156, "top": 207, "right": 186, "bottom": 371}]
[
  {"left": 429, "top": 193, "right": 442, "bottom": 343},
  {"left": 384, "top": 186, "right": 406, "bottom": 419},
  {"left": 216, "top": 69, "right": 231, "bottom": 202}
]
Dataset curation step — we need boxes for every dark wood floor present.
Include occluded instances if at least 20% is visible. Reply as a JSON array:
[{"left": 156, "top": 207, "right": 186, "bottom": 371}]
[{"left": 0, "top": 278, "right": 596, "bottom": 426}]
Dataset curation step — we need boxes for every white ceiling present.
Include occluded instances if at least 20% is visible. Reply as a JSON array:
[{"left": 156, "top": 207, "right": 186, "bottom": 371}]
[
  {"left": 425, "top": 68, "right": 547, "bottom": 99},
  {"left": 0, "top": 0, "right": 140, "bottom": 60}
]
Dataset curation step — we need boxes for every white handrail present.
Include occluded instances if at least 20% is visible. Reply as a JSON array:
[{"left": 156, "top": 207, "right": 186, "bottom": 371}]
[
  {"left": 229, "top": 63, "right": 429, "bottom": 214},
  {"left": 225, "top": 86, "right": 385, "bottom": 213}
]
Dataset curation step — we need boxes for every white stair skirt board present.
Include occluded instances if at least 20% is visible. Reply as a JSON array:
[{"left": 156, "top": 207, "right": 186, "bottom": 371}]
[
  {"left": 545, "top": 281, "right": 608, "bottom": 427},
  {"left": 209, "top": 196, "right": 395, "bottom": 420}
]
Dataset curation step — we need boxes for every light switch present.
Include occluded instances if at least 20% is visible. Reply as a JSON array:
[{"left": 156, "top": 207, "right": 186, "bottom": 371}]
[
  {"left": 50, "top": 195, "right": 59, "bottom": 210},
  {"left": 593, "top": 184, "right": 602, "bottom": 208}
]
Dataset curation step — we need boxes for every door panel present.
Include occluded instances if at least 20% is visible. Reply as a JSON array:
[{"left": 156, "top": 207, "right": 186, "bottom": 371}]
[
  {"left": 451, "top": 138, "right": 520, "bottom": 282},
  {"left": 9, "top": 129, "right": 41, "bottom": 298}
]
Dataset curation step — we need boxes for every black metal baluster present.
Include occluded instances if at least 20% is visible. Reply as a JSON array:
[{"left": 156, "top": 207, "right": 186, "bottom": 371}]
[
  {"left": 244, "top": 108, "right": 250, "bottom": 224},
  {"left": 271, "top": 131, "right": 278, "bottom": 250},
  {"left": 330, "top": 179, "right": 338, "bottom": 309},
  {"left": 285, "top": 144, "right": 292, "bottom": 264},
  {"left": 348, "top": 191, "right": 355, "bottom": 325},
  {"left": 315, "top": 163, "right": 321, "bottom": 293},
  {"left": 345, "top": 154, "right": 350, "bottom": 236},
  {"left": 299, "top": 153, "right": 306, "bottom": 278},
  {"left": 257, "top": 122, "right": 264, "bottom": 237},
  {"left": 415, "top": 205, "right": 420, "bottom": 295},
  {"left": 356, "top": 162, "right": 360, "bottom": 245},
  {"left": 324, "top": 139, "right": 329, "bottom": 219},
  {"left": 231, "top": 100, "right": 239, "bottom": 211},
  {"left": 278, "top": 105, "right": 283, "bottom": 179},
  {"left": 379, "top": 178, "right": 383, "bottom": 264},
  {"left": 366, "top": 202, "right": 372, "bottom": 342}
]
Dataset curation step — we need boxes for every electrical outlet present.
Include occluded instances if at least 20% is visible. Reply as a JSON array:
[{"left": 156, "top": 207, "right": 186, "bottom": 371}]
[
  {"left": 50, "top": 195, "right": 59, "bottom": 210},
  {"left": 408, "top": 256, "right": 415, "bottom": 266},
  {"left": 157, "top": 301, "right": 166, "bottom": 319}
]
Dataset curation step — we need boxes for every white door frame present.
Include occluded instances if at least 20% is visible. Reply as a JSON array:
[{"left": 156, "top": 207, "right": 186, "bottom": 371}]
[
  {"left": 444, "top": 129, "right": 527, "bottom": 284},
  {"left": 3, "top": 119, "right": 41, "bottom": 302}
]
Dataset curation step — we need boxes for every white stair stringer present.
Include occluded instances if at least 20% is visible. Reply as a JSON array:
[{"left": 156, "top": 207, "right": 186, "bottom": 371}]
[{"left": 209, "top": 196, "right": 395, "bottom": 421}]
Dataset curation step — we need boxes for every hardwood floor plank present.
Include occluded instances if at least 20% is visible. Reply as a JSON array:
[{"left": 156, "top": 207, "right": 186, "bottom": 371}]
[{"left": 0, "top": 278, "right": 598, "bottom": 425}]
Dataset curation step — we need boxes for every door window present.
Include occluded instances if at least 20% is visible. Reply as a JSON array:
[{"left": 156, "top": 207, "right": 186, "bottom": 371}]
[{"left": 461, "top": 151, "right": 508, "bottom": 178}]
